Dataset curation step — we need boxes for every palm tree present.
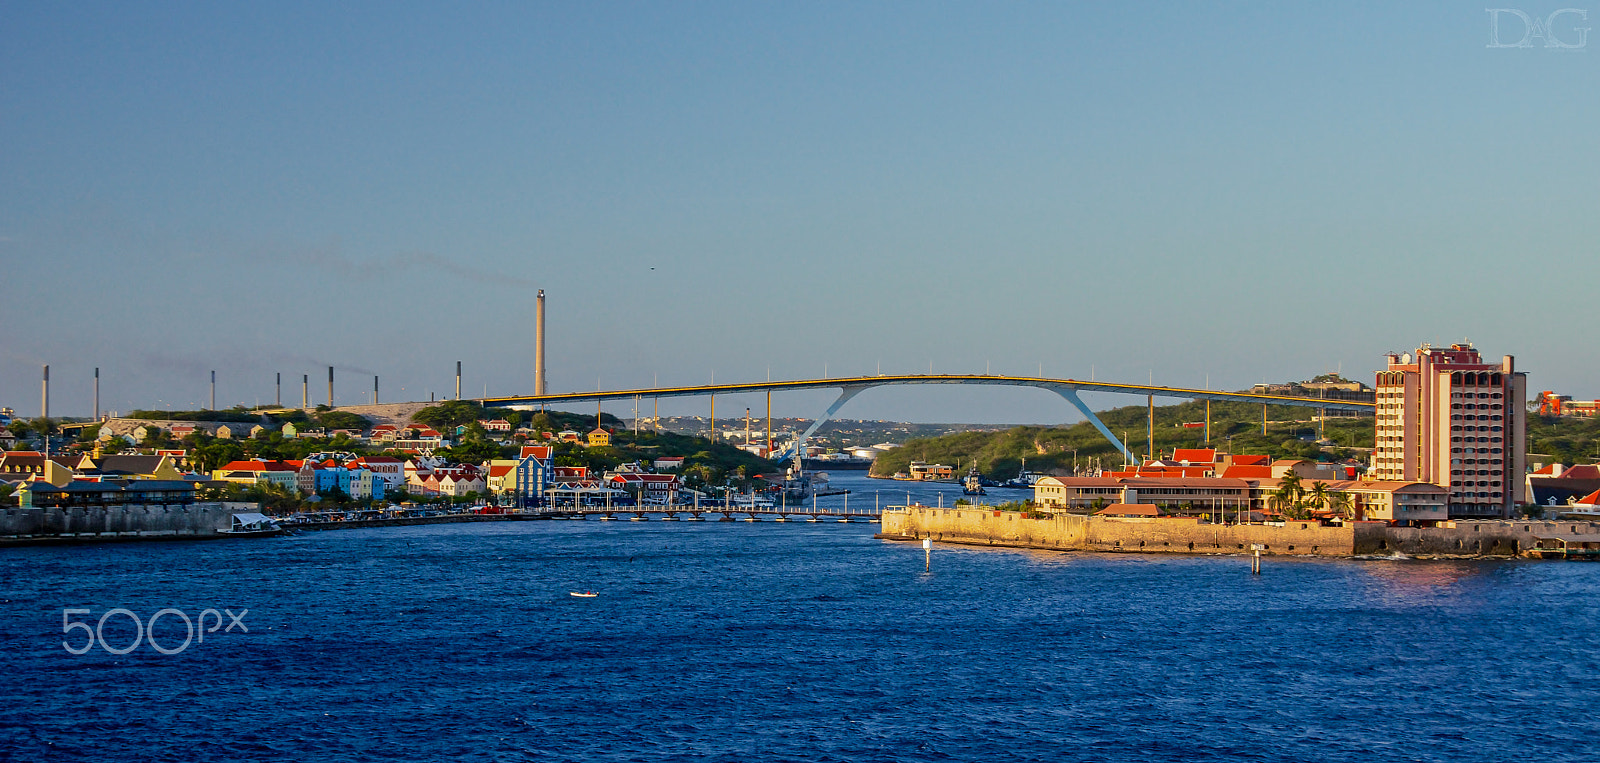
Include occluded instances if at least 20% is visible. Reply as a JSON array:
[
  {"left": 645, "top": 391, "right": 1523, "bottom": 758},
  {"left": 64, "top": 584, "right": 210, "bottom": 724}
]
[
  {"left": 1308, "top": 481, "right": 1330, "bottom": 514},
  {"left": 1326, "top": 491, "right": 1353, "bottom": 519},
  {"left": 1279, "top": 472, "right": 1304, "bottom": 505},
  {"left": 1269, "top": 486, "right": 1292, "bottom": 515}
]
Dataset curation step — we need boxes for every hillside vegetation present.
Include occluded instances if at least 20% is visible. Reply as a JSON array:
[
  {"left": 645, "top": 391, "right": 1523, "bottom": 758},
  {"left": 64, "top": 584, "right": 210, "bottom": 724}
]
[{"left": 870, "top": 398, "right": 1376, "bottom": 478}]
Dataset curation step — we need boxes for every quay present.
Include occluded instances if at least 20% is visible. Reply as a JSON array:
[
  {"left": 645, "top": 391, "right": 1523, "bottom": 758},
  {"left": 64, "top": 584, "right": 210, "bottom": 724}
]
[
  {"left": 549, "top": 506, "right": 880, "bottom": 523},
  {"left": 288, "top": 505, "right": 882, "bottom": 531},
  {"left": 881, "top": 505, "right": 1600, "bottom": 559}
]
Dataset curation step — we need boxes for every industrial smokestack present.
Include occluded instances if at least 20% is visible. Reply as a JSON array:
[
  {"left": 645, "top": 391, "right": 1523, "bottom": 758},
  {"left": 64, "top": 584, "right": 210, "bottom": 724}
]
[
  {"left": 456, "top": 361, "right": 462, "bottom": 400},
  {"left": 327, "top": 366, "right": 334, "bottom": 407},
  {"left": 41, "top": 365, "right": 49, "bottom": 418},
  {"left": 535, "top": 290, "right": 547, "bottom": 396},
  {"left": 210, "top": 370, "right": 216, "bottom": 411},
  {"left": 276, "top": 372, "right": 281, "bottom": 407},
  {"left": 94, "top": 367, "right": 100, "bottom": 421},
  {"left": 302, "top": 374, "right": 309, "bottom": 409},
  {"left": 374, "top": 375, "right": 379, "bottom": 404}
]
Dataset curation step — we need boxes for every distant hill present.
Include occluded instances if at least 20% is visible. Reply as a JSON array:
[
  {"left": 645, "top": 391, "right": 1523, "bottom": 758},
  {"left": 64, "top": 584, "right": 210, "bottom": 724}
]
[{"left": 870, "top": 398, "right": 1376, "bottom": 478}]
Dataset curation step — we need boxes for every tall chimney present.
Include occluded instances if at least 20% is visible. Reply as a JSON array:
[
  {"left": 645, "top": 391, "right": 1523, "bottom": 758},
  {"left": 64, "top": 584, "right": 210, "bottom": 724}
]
[
  {"left": 456, "top": 361, "right": 462, "bottom": 400},
  {"left": 93, "top": 367, "right": 100, "bottom": 421},
  {"left": 302, "top": 374, "right": 309, "bottom": 409},
  {"left": 41, "top": 365, "right": 49, "bottom": 418},
  {"left": 373, "top": 375, "right": 379, "bottom": 404},
  {"left": 535, "top": 290, "right": 547, "bottom": 396},
  {"left": 210, "top": 370, "right": 216, "bottom": 411},
  {"left": 276, "top": 372, "right": 281, "bottom": 407},
  {"left": 327, "top": 366, "right": 334, "bottom": 407}
]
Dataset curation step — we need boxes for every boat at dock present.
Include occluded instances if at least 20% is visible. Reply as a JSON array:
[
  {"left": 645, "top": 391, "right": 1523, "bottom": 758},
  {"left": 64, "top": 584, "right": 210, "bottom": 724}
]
[
  {"left": 962, "top": 465, "right": 986, "bottom": 496},
  {"left": 219, "top": 512, "right": 286, "bottom": 538},
  {"left": 1000, "top": 458, "right": 1044, "bottom": 489}
]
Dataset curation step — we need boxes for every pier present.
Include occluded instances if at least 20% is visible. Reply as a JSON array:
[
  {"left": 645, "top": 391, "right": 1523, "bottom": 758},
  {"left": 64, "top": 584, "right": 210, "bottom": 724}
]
[{"left": 548, "top": 506, "right": 882, "bottom": 523}]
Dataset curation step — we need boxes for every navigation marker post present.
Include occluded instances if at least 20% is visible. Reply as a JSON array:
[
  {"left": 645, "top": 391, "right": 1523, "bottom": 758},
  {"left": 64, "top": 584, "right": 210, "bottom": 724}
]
[
  {"left": 1251, "top": 544, "right": 1263, "bottom": 574},
  {"left": 923, "top": 538, "right": 932, "bottom": 571}
]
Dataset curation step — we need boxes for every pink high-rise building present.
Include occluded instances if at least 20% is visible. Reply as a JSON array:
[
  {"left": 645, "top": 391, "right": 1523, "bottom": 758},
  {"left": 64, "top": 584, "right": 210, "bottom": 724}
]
[{"left": 1372, "top": 343, "right": 1527, "bottom": 519}]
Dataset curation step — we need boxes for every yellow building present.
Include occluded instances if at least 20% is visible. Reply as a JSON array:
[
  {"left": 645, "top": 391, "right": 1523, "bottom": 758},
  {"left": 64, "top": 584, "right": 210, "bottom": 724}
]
[{"left": 586, "top": 428, "right": 612, "bottom": 448}]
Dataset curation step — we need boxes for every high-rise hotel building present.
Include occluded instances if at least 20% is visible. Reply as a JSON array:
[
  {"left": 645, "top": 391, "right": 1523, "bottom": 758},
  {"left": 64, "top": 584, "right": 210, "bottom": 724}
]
[{"left": 1372, "top": 343, "right": 1527, "bottom": 519}]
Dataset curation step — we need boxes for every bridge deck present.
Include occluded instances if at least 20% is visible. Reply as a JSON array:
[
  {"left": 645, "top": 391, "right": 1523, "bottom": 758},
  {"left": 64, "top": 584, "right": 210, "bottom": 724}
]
[{"left": 479, "top": 373, "right": 1374, "bottom": 411}]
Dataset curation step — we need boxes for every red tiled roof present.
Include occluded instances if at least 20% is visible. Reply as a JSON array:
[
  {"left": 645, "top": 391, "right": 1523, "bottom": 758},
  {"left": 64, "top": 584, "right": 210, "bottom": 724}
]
[
  {"left": 1576, "top": 489, "right": 1600, "bottom": 506},
  {"left": 219, "top": 460, "right": 296, "bottom": 472},
  {"left": 1172, "top": 448, "right": 1217, "bottom": 463},
  {"left": 1221, "top": 465, "right": 1272, "bottom": 479},
  {"left": 1231, "top": 455, "right": 1271, "bottom": 466},
  {"left": 1096, "top": 503, "right": 1161, "bottom": 517}
]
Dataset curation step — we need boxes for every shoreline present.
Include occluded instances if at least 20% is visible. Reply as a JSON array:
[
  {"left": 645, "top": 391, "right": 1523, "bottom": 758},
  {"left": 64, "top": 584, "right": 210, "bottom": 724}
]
[
  {"left": 874, "top": 531, "right": 1545, "bottom": 562},
  {"left": 881, "top": 506, "right": 1599, "bottom": 560}
]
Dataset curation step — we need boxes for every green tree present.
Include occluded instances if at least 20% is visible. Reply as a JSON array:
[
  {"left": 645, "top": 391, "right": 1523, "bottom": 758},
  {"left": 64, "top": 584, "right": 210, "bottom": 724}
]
[
  {"left": 192, "top": 440, "right": 246, "bottom": 474},
  {"left": 1326, "top": 490, "right": 1352, "bottom": 519},
  {"left": 317, "top": 411, "right": 371, "bottom": 430},
  {"left": 1307, "top": 481, "right": 1330, "bottom": 514},
  {"left": 412, "top": 400, "right": 487, "bottom": 430}
]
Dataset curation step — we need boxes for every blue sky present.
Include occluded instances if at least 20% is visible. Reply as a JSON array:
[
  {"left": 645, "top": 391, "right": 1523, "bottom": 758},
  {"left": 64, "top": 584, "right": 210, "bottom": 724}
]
[{"left": 3, "top": 2, "right": 1596, "bottom": 423}]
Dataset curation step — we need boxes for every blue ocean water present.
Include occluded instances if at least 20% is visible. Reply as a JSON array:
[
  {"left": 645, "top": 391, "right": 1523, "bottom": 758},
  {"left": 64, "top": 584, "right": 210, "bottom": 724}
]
[{"left": 3, "top": 482, "right": 1598, "bottom": 761}]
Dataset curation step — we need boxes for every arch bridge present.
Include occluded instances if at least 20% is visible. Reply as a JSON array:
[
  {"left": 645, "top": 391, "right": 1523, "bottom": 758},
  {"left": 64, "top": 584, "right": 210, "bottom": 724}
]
[{"left": 480, "top": 374, "right": 1374, "bottom": 464}]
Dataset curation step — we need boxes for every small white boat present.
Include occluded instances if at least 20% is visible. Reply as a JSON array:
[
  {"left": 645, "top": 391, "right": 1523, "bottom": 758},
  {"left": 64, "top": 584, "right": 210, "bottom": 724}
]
[
  {"left": 219, "top": 512, "right": 285, "bottom": 537},
  {"left": 569, "top": 591, "right": 597, "bottom": 598}
]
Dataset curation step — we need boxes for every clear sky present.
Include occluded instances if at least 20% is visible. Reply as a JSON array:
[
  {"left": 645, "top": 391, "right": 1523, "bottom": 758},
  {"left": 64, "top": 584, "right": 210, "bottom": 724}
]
[{"left": 3, "top": 2, "right": 1597, "bottom": 424}]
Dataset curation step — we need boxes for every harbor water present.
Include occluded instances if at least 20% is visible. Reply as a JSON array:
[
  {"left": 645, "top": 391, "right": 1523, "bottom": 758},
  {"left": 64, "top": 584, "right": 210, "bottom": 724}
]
[{"left": 3, "top": 480, "right": 1597, "bottom": 761}]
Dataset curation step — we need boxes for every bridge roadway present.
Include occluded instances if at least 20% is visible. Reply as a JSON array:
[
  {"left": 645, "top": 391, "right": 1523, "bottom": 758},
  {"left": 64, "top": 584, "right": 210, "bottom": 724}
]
[
  {"left": 480, "top": 372, "right": 1374, "bottom": 410},
  {"left": 480, "top": 373, "right": 1374, "bottom": 463}
]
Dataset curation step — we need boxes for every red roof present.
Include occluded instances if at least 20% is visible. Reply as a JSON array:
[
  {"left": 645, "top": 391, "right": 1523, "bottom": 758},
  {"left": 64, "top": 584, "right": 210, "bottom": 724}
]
[
  {"left": 489, "top": 465, "right": 514, "bottom": 478},
  {"left": 219, "top": 460, "right": 296, "bottom": 472},
  {"left": 1561, "top": 465, "right": 1600, "bottom": 480},
  {"left": 1576, "top": 489, "right": 1600, "bottom": 506},
  {"left": 1231, "top": 454, "right": 1271, "bottom": 466},
  {"left": 520, "top": 446, "right": 552, "bottom": 460},
  {"left": 1221, "top": 465, "right": 1272, "bottom": 479},
  {"left": 1096, "top": 503, "right": 1162, "bottom": 517},
  {"left": 1172, "top": 448, "right": 1217, "bottom": 464}
]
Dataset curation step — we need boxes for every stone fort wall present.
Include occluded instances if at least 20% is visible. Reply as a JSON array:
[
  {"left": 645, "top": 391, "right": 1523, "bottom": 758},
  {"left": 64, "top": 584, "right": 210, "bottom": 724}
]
[
  {"left": 882, "top": 508, "right": 1600, "bottom": 558},
  {"left": 0, "top": 502, "right": 251, "bottom": 539}
]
